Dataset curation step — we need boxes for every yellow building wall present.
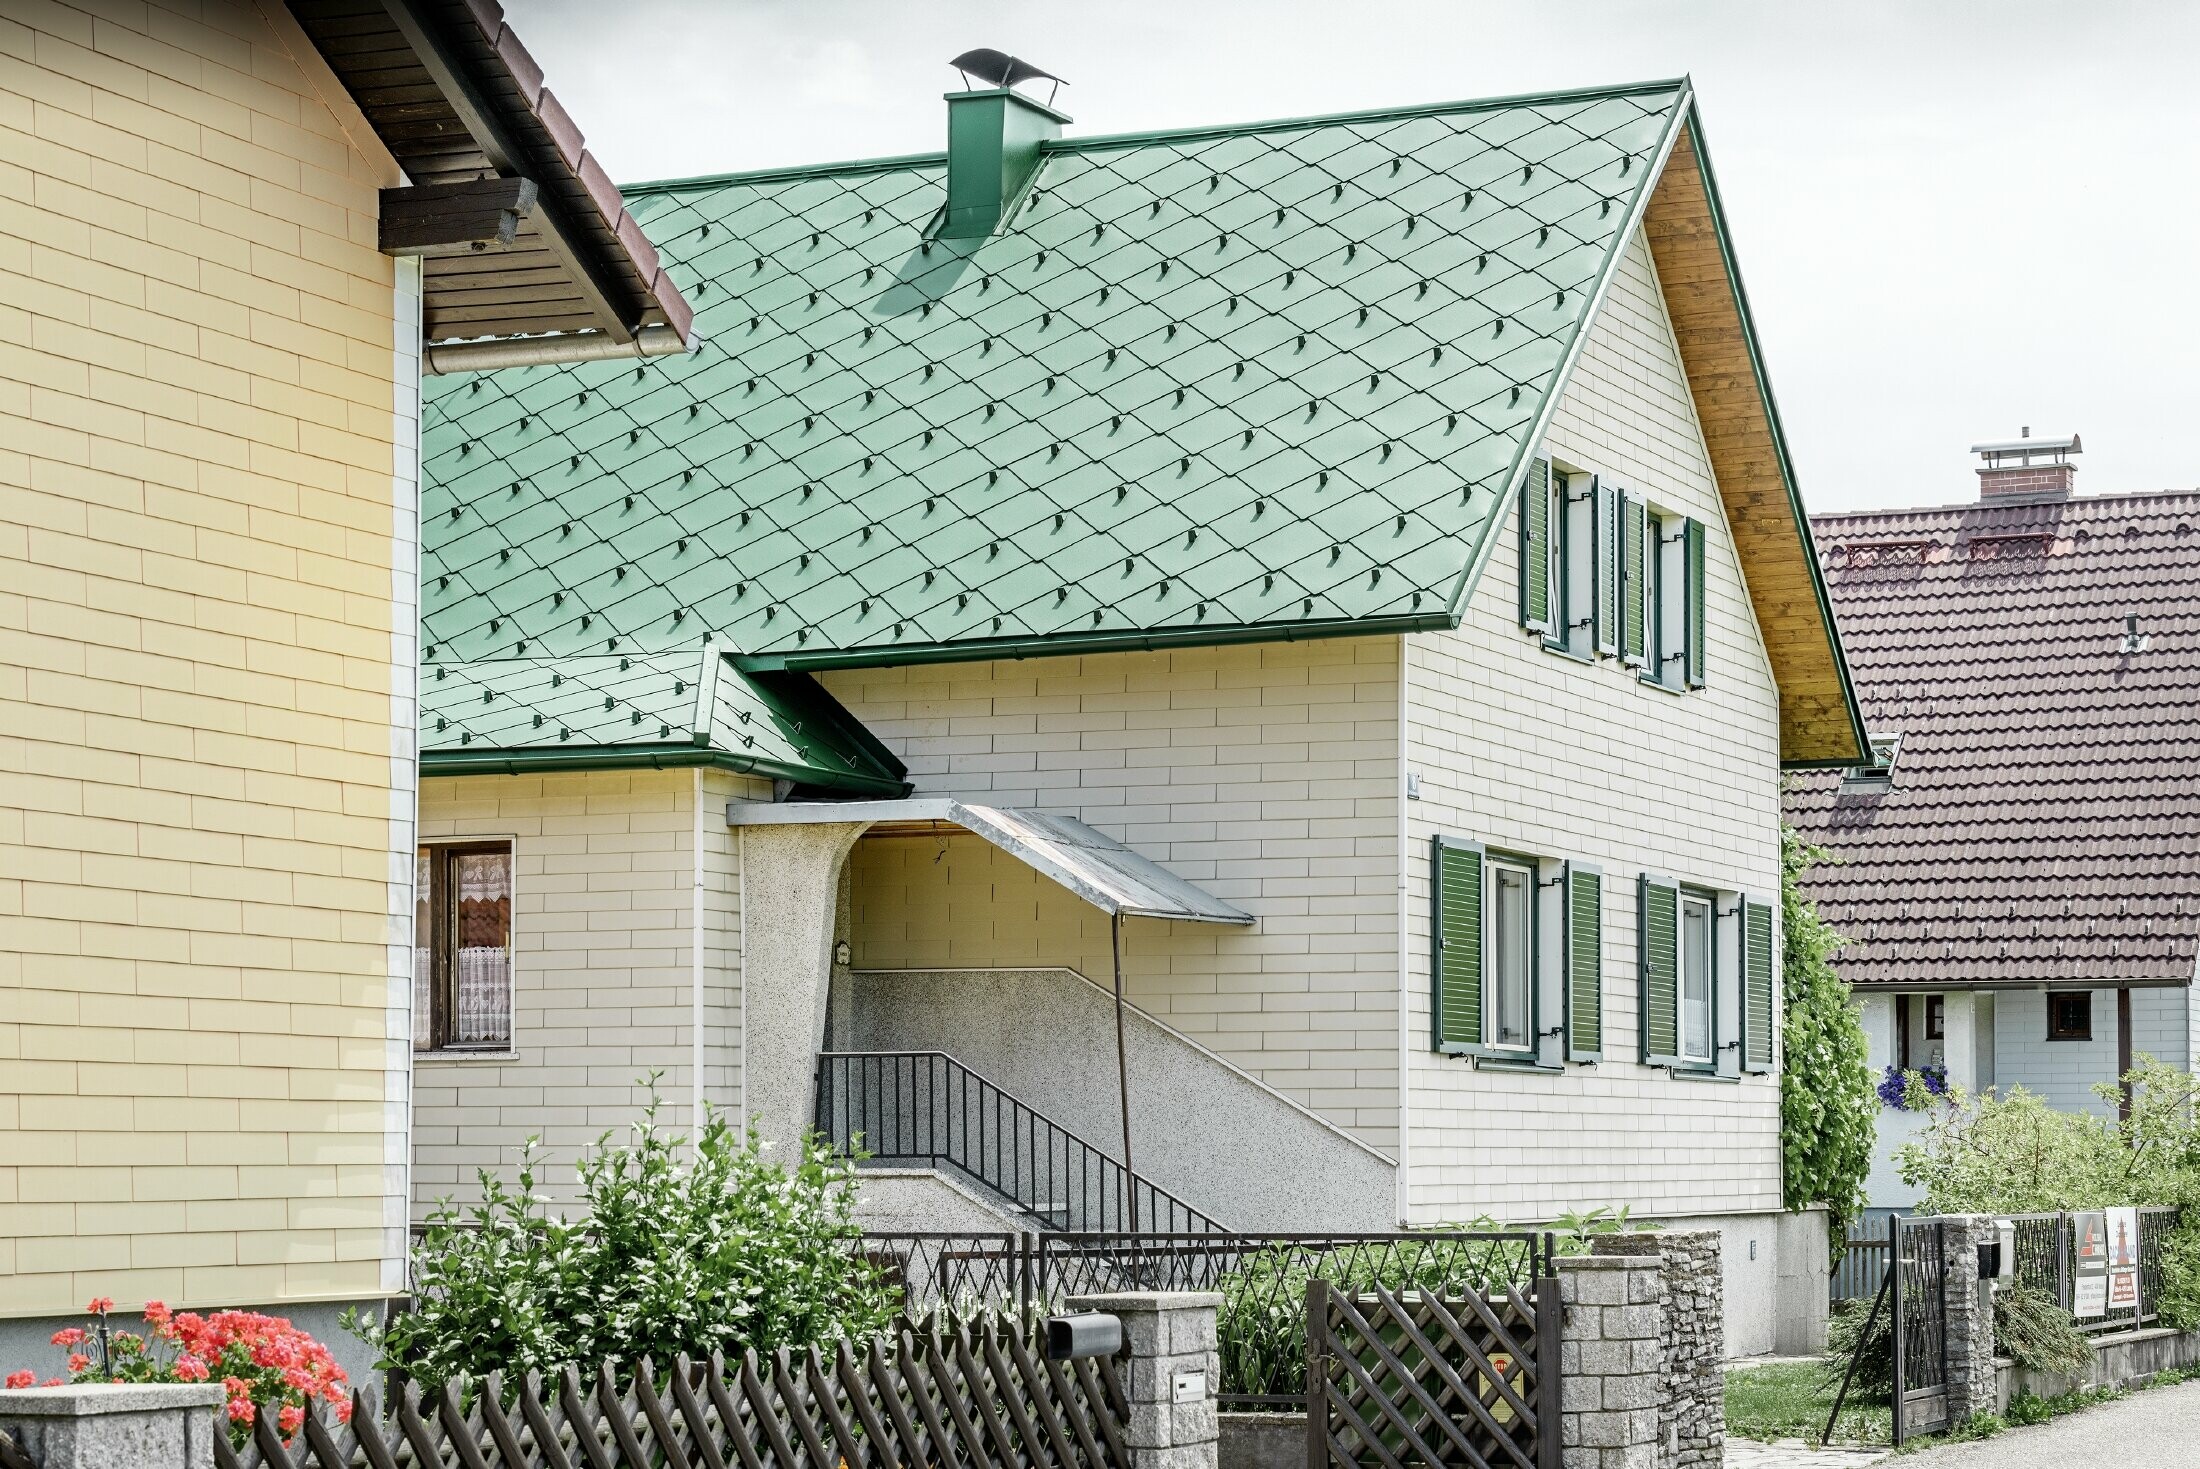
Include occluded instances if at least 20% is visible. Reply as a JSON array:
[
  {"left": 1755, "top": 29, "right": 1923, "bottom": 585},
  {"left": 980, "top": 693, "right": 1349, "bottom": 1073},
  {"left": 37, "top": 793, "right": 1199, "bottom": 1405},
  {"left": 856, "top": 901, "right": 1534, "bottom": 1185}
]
[{"left": 0, "top": 0, "right": 416, "bottom": 1315}]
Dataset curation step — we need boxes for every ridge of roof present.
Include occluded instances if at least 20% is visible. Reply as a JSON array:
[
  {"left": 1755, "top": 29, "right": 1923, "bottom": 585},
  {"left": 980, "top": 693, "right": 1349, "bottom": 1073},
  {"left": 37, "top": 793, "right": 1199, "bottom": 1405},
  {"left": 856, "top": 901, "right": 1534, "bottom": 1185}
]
[
  {"left": 619, "top": 78, "right": 1693, "bottom": 197},
  {"left": 1814, "top": 486, "right": 2200, "bottom": 525}
]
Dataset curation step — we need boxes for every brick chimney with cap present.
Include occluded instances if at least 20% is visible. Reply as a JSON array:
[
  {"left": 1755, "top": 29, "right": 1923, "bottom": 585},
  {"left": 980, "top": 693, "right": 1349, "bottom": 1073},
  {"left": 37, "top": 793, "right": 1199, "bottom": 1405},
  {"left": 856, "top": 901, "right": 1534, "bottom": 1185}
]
[{"left": 1971, "top": 427, "right": 2080, "bottom": 502}]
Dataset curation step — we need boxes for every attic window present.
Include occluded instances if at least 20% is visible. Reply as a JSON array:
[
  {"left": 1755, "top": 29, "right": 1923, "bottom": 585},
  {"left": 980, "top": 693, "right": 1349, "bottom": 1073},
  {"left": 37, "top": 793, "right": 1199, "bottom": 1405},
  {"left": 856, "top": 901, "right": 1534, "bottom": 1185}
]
[{"left": 1843, "top": 731, "right": 1900, "bottom": 789}]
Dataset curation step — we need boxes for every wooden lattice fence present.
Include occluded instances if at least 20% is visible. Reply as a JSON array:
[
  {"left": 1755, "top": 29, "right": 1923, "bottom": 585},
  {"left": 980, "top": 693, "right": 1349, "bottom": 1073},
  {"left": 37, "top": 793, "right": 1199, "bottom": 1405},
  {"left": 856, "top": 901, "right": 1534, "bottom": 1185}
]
[
  {"left": 209, "top": 1318, "right": 1127, "bottom": 1469},
  {"left": 1307, "top": 1279, "right": 1560, "bottom": 1469}
]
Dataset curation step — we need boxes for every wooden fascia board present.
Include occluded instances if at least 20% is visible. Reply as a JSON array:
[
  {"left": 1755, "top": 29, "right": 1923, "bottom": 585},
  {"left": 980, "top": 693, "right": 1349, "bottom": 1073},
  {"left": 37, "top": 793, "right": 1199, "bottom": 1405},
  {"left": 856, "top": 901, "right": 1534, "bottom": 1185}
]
[
  {"left": 1641, "top": 110, "right": 1867, "bottom": 767},
  {"left": 377, "top": 0, "right": 636, "bottom": 341}
]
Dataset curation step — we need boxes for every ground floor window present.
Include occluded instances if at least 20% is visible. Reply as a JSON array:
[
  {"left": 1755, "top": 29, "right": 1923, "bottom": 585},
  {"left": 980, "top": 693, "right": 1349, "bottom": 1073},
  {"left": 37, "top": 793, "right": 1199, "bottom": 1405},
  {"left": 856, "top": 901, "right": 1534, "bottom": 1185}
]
[
  {"left": 415, "top": 841, "right": 515, "bottom": 1052},
  {"left": 1487, "top": 858, "right": 1535, "bottom": 1051},
  {"left": 2047, "top": 990, "right": 2092, "bottom": 1041}
]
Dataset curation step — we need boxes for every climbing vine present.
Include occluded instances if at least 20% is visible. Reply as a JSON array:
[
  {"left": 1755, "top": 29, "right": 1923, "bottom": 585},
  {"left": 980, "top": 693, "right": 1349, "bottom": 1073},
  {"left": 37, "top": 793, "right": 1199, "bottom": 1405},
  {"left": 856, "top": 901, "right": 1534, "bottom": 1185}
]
[{"left": 1779, "top": 824, "right": 1876, "bottom": 1236}]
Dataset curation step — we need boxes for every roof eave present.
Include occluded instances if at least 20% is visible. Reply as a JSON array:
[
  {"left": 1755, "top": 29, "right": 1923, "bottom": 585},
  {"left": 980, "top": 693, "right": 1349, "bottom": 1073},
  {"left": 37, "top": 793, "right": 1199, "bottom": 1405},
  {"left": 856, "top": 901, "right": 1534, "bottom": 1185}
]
[
  {"left": 1644, "top": 103, "right": 1869, "bottom": 766},
  {"left": 419, "top": 742, "right": 912, "bottom": 796},
  {"left": 734, "top": 611, "right": 1457, "bottom": 673}
]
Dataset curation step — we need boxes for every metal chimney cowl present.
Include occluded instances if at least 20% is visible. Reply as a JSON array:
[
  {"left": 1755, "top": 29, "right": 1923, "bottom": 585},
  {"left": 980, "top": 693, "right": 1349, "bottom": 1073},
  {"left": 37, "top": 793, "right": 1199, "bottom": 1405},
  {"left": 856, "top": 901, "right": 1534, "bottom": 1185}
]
[{"left": 941, "top": 77, "right": 1071, "bottom": 240}]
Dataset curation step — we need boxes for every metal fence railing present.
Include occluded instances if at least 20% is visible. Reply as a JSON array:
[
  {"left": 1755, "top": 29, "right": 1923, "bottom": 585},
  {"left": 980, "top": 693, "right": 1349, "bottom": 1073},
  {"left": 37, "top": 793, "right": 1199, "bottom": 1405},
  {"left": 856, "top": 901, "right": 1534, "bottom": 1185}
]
[
  {"left": 816, "top": 1051, "right": 1221, "bottom": 1234},
  {"left": 2004, "top": 1207, "right": 2176, "bottom": 1335},
  {"left": 1831, "top": 1219, "right": 1893, "bottom": 1302}
]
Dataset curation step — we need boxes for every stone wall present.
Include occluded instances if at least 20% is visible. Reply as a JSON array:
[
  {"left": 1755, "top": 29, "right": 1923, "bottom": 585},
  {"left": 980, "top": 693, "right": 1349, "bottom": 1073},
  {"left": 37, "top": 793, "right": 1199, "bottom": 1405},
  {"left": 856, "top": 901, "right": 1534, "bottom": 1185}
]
[{"left": 1597, "top": 1231, "right": 1724, "bottom": 1469}]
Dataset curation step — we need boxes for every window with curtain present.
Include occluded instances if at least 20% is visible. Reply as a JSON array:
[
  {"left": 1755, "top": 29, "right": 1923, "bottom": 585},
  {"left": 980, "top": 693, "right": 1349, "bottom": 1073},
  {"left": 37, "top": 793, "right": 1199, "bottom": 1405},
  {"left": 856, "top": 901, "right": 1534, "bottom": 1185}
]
[{"left": 415, "top": 841, "right": 514, "bottom": 1052}]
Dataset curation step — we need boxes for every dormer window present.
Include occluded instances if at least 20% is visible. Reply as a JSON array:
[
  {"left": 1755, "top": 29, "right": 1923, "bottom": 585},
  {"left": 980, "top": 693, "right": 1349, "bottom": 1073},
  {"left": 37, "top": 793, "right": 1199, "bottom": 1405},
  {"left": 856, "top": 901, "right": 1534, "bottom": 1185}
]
[{"left": 1844, "top": 731, "right": 1901, "bottom": 788}]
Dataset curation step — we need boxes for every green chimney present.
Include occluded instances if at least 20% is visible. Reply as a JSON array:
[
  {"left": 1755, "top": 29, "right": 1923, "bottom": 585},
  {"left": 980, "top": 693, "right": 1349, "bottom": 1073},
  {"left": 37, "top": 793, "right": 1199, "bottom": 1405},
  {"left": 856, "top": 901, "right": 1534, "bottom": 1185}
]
[{"left": 941, "top": 88, "right": 1070, "bottom": 239}]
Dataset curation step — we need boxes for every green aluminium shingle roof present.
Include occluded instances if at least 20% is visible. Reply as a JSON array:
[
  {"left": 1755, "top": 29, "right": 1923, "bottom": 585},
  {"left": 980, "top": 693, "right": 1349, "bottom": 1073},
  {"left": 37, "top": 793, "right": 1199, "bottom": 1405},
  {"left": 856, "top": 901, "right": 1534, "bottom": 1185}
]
[{"left": 419, "top": 79, "right": 1690, "bottom": 783}]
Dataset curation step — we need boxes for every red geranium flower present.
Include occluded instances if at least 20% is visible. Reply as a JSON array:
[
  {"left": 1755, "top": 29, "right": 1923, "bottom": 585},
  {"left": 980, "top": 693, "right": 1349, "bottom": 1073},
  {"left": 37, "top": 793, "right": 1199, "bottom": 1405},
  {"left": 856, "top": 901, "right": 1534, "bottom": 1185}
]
[
  {"left": 4, "top": 1370, "right": 34, "bottom": 1389},
  {"left": 85, "top": 1297, "right": 113, "bottom": 1315}
]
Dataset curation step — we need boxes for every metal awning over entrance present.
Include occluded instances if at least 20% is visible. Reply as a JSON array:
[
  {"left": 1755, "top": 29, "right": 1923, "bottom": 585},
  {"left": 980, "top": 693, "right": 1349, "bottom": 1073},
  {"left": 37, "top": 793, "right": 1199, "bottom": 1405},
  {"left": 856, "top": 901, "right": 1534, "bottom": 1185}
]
[{"left": 723, "top": 797, "right": 1252, "bottom": 925}]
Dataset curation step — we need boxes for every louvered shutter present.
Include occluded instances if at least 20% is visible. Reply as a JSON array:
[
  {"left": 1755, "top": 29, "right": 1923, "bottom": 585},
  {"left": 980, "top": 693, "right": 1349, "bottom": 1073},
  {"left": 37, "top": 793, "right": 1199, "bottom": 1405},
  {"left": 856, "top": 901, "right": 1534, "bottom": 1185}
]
[
  {"left": 1638, "top": 873, "right": 1681, "bottom": 1065},
  {"left": 1434, "top": 837, "right": 1485, "bottom": 1052},
  {"left": 1565, "top": 862, "right": 1603, "bottom": 1062},
  {"left": 1593, "top": 478, "right": 1618, "bottom": 658},
  {"left": 1519, "top": 458, "right": 1552, "bottom": 635},
  {"left": 1620, "top": 491, "right": 1647, "bottom": 667},
  {"left": 1684, "top": 517, "right": 1707, "bottom": 688},
  {"left": 1743, "top": 895, "right": 1776, "bottom": 1073}
]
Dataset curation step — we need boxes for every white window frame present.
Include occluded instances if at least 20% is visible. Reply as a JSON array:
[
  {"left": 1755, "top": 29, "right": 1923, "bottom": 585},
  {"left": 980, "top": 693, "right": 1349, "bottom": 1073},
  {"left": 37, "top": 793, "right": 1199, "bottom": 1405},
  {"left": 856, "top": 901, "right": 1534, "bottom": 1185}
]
[
  {"left": 415, "top": 835, "right": 519, "bottom": 1057},
  {"left": 1678, "top": 889, "right": 1714, "bottom": 1066},
  {"left": 1485, "top": 855, "right": 1538, "bottom": 1054}
]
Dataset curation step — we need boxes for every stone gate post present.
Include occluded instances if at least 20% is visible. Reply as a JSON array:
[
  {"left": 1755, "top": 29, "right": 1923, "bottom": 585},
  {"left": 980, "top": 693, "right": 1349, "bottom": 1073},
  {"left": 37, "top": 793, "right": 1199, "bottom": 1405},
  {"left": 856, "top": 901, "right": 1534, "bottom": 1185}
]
[
  {"left": 1069, "top": 1290, "right": 1221, "bottom": 1469},
  {"left": 1556, "top": 1254, "right": 1663, "bottom": 1469},
  {"left": 0, "top": 1383, "right": 223, "bottom": 1469}
]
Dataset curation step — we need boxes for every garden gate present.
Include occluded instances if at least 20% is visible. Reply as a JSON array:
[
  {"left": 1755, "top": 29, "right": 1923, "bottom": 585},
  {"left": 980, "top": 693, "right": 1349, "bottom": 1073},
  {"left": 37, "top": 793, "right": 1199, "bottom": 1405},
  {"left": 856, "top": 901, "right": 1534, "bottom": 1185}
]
[
  {"left": 1305, "top": 1278, "right": 1561, "bottom": 1469},
  {"left": 1890, "top": 1215, "right": 1950, "bottom": 1443}
]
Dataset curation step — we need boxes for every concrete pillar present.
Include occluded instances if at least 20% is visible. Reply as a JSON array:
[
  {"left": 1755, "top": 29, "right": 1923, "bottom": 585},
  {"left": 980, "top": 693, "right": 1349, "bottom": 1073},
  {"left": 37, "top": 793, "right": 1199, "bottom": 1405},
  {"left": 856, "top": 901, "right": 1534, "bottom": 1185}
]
[
  {"left": 737, "top": 821, "right": 865, "bottom": 1153},
  {"left": 1772, "top": 1208, "right": 1832, "bottom": 1355},
  {"left": 1594, "top": 1232, "right": 1723, "bottom": 1469},
  {"left": 1069, "top": 1291, "right": 1220, "bottom": 1469},
  {"left": 1939, "top": 1215, "right": 1998, "bottom": 1424},
  {"left": 0, "top": 1384, "right": 223, "bottom": 1469},
  {"left": 1557, "top": 1254, "right": 1663, "bottom": 1469},
  {"left": 1941, "top": 991, "right": 1976, "bottom": 1094}
]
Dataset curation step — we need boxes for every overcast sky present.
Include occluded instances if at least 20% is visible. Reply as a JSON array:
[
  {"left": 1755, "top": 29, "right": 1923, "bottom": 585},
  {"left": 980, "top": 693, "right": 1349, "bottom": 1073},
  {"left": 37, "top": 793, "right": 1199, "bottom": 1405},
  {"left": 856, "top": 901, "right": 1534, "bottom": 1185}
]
[{"left": 515, "top": 0, "right": 2197, "bottom": 512}]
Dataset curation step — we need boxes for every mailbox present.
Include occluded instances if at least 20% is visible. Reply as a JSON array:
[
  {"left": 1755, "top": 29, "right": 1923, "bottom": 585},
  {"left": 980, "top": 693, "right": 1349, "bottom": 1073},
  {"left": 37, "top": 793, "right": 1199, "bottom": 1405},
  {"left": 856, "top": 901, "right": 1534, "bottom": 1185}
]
[
  {"left": 1980, "top": 1218, "right": 2019, "bottom": 1282},
  {"left": 1045, "top": 1313, "right": 1124, "bottom": 1361}
]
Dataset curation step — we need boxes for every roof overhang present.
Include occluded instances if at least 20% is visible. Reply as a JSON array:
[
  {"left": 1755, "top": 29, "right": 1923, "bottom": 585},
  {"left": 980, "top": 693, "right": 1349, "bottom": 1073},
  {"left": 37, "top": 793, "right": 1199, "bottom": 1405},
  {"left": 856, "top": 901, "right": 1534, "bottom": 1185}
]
[
  {"left": 286, "top": 0, "right": 694, "bottom": 347},
  {"left": 1637, "top": 104, "right": 1868, "bottom": 768},
  {"left": 723, "top": 798, "right": 1254, "bottom": 926}
]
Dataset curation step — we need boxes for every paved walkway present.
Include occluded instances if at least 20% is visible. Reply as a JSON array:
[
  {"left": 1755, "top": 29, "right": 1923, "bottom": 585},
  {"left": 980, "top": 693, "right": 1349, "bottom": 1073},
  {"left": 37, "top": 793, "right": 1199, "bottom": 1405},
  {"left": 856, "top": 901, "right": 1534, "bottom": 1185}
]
[
  {"left": 1895, "top": 1378, "right": 2200, "bottom": 1464},
  {"left": 1724, "top": 1437, "right": 1887, "bottom": 1468}
]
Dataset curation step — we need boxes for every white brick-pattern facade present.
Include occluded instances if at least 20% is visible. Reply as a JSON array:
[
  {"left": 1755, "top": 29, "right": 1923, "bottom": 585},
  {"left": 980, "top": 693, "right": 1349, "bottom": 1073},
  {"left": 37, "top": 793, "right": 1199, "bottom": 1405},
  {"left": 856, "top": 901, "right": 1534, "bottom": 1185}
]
[{"left": 1401, "top": 232, "right": 1785, "bottom": 1222}]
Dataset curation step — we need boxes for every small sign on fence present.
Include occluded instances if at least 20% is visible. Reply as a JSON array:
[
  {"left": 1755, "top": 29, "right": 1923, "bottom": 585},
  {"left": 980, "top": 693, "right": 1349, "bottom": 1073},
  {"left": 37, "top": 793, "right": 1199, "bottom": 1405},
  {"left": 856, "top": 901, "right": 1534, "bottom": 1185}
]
[
  {"left": 2073, "top": 1210, "right": 2109, "bottom": 1318},
  {"left": 2107, "top": 1206, "right": 2141, "bottom": 1310}
]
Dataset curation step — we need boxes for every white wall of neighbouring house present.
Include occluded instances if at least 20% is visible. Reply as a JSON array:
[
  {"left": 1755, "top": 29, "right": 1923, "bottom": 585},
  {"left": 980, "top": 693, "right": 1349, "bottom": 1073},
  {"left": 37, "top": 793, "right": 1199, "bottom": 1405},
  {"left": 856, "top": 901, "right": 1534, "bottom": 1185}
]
[
  {"left": 412, "top": 767, "right": 762, "bottom": 1210},
  {"left": 1401, "top": 230, "right": 1785, "bottom": 1228},
  {"left": 822, "top": 635, "right": 1404, "bottom": 1156}
]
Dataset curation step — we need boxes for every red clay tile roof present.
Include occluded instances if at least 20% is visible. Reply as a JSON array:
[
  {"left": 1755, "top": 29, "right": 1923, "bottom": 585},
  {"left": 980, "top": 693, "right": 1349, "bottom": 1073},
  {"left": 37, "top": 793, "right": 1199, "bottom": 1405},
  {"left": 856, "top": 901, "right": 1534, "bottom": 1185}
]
[{"left": 1785, "top": 488, "right": 2200, "bottom": 989}]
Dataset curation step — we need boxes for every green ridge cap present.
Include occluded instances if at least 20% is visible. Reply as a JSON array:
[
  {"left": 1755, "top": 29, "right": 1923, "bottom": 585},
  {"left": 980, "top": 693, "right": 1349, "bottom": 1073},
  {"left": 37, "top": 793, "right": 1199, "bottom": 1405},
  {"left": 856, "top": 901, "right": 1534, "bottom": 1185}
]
[{"left": 422, "top": 80, "right": 1689, "bottom": 764}]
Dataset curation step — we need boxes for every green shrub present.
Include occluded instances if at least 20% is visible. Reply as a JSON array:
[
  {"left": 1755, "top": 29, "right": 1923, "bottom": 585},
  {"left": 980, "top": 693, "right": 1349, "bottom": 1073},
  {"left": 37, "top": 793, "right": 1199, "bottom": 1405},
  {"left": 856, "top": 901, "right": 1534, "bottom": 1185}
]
[
  {"left": 1822, "top": 1296, "right": 1892, "bottom": 1400},
  {"left": 1992, "top": 1281, "right": 2093, "bottom": 1378},
  {"left": 352, "top": 1083, "right": 895, "bottom": 1386},
  {"left": 1778, "top": 827, "right": 1876, "bottom": 1240}
]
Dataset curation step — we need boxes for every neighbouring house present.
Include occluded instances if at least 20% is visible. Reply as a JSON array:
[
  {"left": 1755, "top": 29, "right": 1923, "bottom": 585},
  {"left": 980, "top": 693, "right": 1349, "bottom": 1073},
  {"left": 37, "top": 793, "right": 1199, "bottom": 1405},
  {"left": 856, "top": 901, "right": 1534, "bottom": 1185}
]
[
  {"left": 0, "top": 0, "right": 689, "bottom": 1374},
  {"left": 411, "top": 64, "right": 1865, "bottom": 1355},
  {"left": 1787, "top": 434, "right": 2200, "bottom": 1210}
]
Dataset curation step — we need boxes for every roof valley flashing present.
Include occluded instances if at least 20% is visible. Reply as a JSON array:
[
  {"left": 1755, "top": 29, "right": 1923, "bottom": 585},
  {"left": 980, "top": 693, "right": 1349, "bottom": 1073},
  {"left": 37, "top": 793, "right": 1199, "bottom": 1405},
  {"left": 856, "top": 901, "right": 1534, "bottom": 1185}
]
[{"left": 418, "top": 76, "right": 1862, "bottom": 788}]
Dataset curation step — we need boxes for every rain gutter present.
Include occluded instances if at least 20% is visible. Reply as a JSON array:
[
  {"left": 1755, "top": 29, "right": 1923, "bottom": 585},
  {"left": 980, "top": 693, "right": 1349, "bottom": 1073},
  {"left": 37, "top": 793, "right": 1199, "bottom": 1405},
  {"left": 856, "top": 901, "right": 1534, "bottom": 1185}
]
[
  {"left": 736, "top": 611, "right": 1457, "bottom": 674},
  {"left": 419, "top": 742, "right": 910, "bottom": 797},
  {"left": 424, "top": 324, "right": 697, "bottom": 375}
]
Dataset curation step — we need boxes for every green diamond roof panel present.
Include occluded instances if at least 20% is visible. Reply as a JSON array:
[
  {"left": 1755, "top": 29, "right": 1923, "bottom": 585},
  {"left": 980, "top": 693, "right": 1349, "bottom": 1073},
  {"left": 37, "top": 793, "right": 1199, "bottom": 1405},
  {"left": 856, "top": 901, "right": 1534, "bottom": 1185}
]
[{"left": 420, "top": 80, "right": 1688, "bottom": 773}]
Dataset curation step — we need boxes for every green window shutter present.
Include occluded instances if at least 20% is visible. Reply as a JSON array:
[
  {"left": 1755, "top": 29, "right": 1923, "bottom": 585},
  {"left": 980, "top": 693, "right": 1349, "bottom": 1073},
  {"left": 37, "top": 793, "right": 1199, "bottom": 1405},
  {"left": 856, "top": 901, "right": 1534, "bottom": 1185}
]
[
  {"left": 1638, "top": 873, "right": 1681, "bottom": 1065},
  {"left": 1744, "top": 895, "right": 1776, "bottom": 1073},
  {"left": 1684, "top": 517, "right": 1707, "bottom": 688},
  {"left": 1593, "top": 478, "right": 1618, "bottom": 658},
  {"left": 1433, "top": 837, "right": 1485, "bottom": 1052},
  {"left": 1518, "top": 458, "right": 1552, "bottom": 636},
  {"left": 1620, "top": 491, "right": 1647, "bottom": 667},
  {"left": 1565, "top": 862, "right": 1603, "bottom": 1062}
]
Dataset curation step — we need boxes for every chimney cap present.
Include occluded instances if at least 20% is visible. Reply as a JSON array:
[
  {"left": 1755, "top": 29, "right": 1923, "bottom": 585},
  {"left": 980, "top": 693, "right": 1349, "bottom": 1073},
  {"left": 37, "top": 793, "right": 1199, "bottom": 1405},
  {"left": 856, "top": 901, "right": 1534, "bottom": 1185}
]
[
  {"left": 950, "top": 49, "right": 1067, "bottom": 94},
  {"left": 1970, "top": 432, "right": 2081, "bottom": 464}
]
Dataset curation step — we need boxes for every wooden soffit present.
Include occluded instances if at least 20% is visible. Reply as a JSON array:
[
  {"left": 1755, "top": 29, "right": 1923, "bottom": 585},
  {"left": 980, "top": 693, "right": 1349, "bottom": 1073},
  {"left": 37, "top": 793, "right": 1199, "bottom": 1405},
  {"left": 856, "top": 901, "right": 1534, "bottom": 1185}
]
[{"left": 1642, "top": 116, "right": 1866, "bottom": 768}]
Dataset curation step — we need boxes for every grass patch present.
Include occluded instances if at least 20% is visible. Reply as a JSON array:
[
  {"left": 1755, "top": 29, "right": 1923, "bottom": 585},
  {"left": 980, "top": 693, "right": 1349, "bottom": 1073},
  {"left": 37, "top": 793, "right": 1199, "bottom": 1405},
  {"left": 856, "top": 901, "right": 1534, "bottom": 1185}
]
[{"left": 1724, "top": 1360, "right": 1891, "bottom": 1446}]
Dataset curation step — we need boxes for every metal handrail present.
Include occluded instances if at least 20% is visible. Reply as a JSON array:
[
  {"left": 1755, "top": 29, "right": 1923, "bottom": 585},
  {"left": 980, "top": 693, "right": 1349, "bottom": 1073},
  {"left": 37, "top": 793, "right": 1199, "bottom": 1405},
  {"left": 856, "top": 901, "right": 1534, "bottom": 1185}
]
[{"left": 814, "top": 1050, "right": 1222, "bottom": 1233}]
